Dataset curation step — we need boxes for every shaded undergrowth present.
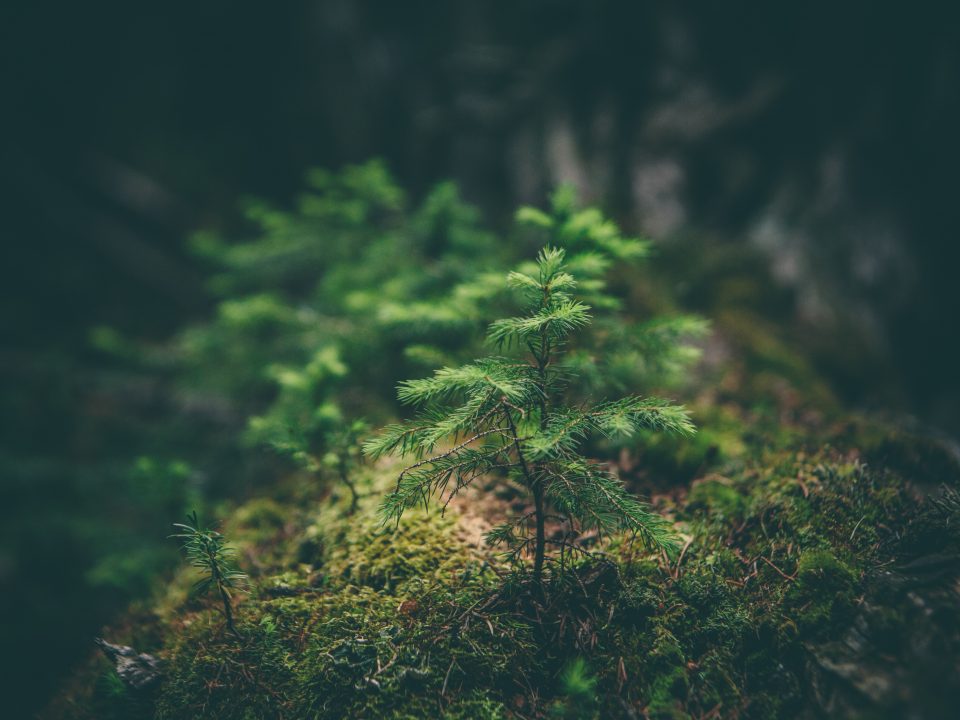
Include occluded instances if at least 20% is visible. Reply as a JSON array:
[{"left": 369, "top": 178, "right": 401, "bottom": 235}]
[{"left": 43, "top": 301, "right": 960, "bottom": 720}]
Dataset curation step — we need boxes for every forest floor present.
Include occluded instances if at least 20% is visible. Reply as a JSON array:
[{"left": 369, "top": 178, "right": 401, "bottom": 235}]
[{"left": 44, "top": 315, "right": 960, "bottom": 720}]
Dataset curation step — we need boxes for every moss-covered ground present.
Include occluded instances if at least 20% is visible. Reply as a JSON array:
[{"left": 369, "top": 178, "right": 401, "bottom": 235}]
[{"left": 44, "top": 314, "right": 960, "bottom": 719}]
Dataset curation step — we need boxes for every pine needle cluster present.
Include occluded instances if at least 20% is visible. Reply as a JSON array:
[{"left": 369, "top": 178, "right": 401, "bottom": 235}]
[{"left": 365, "top": 247, "right": 695, "bottom": 583}]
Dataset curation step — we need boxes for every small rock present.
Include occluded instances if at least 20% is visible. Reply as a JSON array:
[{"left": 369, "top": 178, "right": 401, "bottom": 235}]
[{"left": 95, "top": 638, "right": 162, "bottom": 690}]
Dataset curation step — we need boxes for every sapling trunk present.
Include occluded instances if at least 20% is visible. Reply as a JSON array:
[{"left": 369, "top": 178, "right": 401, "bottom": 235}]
[
  {"left": 531, "top": 301, "right": 551, "bottom": 585},
  {"left": 340, "top": 464, "right": 359, "bottom": 514},
  {"left": 532, "top": 481, "right": 546, "bottom": 583},
  {"left": 218, "top": 583, "right": 241, "bottom": 639},
  {"left": 325, "top": 420, "right": 368, "bottom": 515},
  {"left": 207, "top": 544, "right": 242, "bottom": 638},
  {"left": 504, "top": 404, "right": 546, "bottom": 584}
]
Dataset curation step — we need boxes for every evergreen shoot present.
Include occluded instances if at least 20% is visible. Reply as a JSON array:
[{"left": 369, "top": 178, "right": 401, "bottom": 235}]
[
  {"left": 171, "top": 512, "right": 248, "bottom": 638},
  {"left": 365, "top": 247, "right": 695, "bottom": 584},
  {"left": 322, "top": 419, "right": 370, "bottom": 513}
]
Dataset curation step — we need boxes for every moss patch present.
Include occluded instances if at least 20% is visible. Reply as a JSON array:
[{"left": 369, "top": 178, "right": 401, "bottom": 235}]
[{"left": 45, "top": 424, "right": 960, "bottom": 718}]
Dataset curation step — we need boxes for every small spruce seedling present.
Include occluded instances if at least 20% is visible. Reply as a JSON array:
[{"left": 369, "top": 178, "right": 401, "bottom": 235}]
[
  {"left": 322, "top": 419, "right": 370, "bottom": 513},
  {"left": 171, "top": 512, "right": 248, "bottom": 638},
  {"left": 365, "top": 247, "right": 694, "bottom": 584}
]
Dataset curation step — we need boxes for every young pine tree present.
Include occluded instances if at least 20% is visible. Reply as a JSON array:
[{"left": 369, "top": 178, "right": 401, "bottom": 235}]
[
  {"left": 171, "top": 512, "right": 248, "bottom": 638},
  {"left": 244, "top": 346, "right": 367, "bottom": 511},
  {"left": 364, "top": 247, "right": 695, "bottom": 584}
]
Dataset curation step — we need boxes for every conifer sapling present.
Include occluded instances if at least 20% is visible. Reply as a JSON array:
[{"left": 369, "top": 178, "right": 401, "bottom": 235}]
[
  {"left": 365, "top": 247, "right": 695, "bottom": 583},
  {"left": 322, "top": 419, "right": 369, "bottom": 513},
  {"left": 171, "top": 512, "right": 248, "bottom": 638}
]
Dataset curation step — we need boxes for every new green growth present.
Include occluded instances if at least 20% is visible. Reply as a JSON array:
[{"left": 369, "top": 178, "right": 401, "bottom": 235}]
[{"left": 365, "top": 247, "right": 695, "bottom": 583}]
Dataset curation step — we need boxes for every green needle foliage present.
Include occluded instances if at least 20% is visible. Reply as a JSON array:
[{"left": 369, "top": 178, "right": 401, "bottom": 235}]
[
  {"left": 365, "top": 247, "right": 695, "bottom": 584},
  {"left": 552, "top": 657, "right": 599, "bottom": 718},
  {"left": 119, "top": 162, "right": 706, "bottom": 511},
  {"left": 171, "top": 512, "right": 248, "bottom": 638},
  {"left": 513, "top": 187, "right": 710, "bottom": 397}
]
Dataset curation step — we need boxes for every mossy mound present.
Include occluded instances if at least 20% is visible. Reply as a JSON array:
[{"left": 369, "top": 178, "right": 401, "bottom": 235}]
[
  {"left": 43, "top": 312, "right": 960, "bottom": 720},
  {"left": 45, "top": 427, "right": 960, "bottom": 719}
]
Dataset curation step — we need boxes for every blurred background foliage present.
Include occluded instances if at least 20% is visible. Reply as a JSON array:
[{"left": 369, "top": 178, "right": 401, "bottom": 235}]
[{"left": 2, "top": 1, "right": 959, "bottom": 716}]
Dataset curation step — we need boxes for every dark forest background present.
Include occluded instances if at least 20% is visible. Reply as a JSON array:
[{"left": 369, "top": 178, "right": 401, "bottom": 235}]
[{"left": 2, "top": 1, "right": 959, "bottom": 716}]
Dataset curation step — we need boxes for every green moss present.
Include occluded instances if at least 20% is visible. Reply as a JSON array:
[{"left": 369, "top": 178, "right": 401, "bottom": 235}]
[
  {"left": 318, "top": 504, "right": 471, "bottom": 593},
  {"left": 46, "top": 421, "right": 960, "bottom": 720},
  {"left": 230, "top": 498, "right": 287, "bottom": 534},
  {"left": 128, "top": 468, "right": 539, "bottom": 720},
  {"left": 646, "top": 665, "right": 691, "bottom": 719},
  {"left": 157, "top": 445, "right": 921, "bottom": 717},
  {"left": 787, "top": 549, "right": 858, "bottom": 636},
  {"left": 686, "top": 478, "right": 746, "bottom": 521}
]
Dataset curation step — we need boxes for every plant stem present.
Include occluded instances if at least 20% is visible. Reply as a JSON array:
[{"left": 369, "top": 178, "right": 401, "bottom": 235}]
[
  {"left": 531, "top": 481, "right": 546, "bottom": 583},
  {"left": 504, "top": 405, "right": 545, "bottom": 584},
  {"left": 339, "top": 460, "right": 359, "bottom": 514},
  {"left": 219, "top": 583, "right": 241, "bottom": 639},
  {"left": 527, "top": 285, "right": 553, "bottom": 586},
  {"left": 208, "top": 545, "right": 242, "bottom": 639}
]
